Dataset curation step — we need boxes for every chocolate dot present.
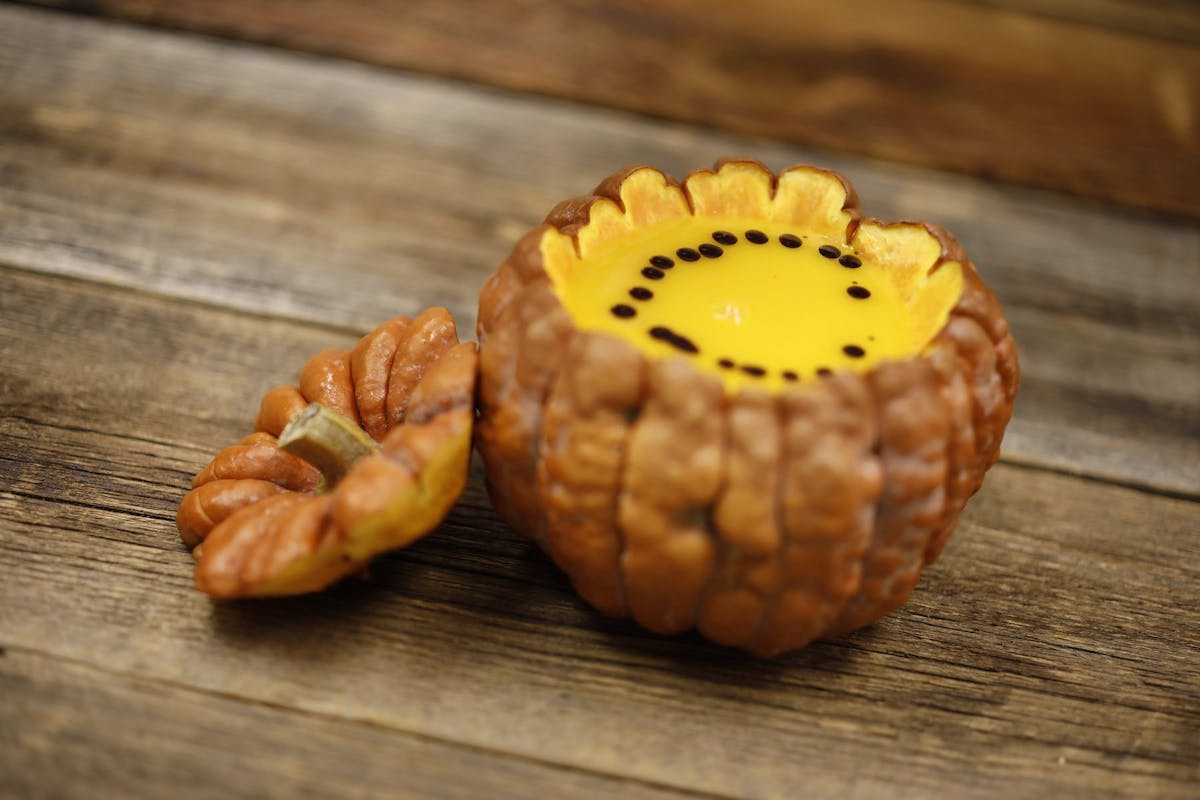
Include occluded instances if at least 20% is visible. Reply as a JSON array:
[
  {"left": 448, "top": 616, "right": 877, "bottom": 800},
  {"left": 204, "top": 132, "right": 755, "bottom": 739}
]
[
  {"left": 713, "top": 231, "right": 738, "bottom": 245},
  {"left": 641, "top": 266, "right": 665, "bottom": 280},
  {"left": 816, "top": 367, "right": 833, "bottom": 378},
  {"left": 671, "top": 335, "right": 698, "bottom": 353},
  {"left": 843, "top": 344, "right": 866, "bottom": 358},
  {"left": 779, "top": 234, "right": 802, "bottom": 249},
  {"left": 740, "top": 365, "right": 767, "bottom": 377},
  {"left": 611, "top": 304, "right": 636, "bottom": 319},
  {"left": 676, "top": 247, "right": 701, "bottom": 262},
  {"left": 650, "top": 255, "right": 675, "bottom": 269},
  {"left": 649, "top": 326, "right": 699, "bottom": 354},
  {"left": 718, "top": 358, "right": 735, "bottom": 369},
  {"left": 677, "top": 337, "right": 698, "bottom": 353},
  {"left": 698, "top": 243, "right": 723, "bottom": 258},
  {"left": 629, "top": 287, "right": 654, "bottom": 301},
  {"left": 839, "top": 254, "right": 862, "bottom": 268},
  {"left": 745, "top": 230, "right": 768, "bottom": 244},
  {"left": 847, "top": 286, "right": 871, "bottom": 299},
  {"left": 819, "top": 245, "right": 841, "bottom": 259},
  {"left": 782, "top": 370, "right": 799, "bottom": 382}
]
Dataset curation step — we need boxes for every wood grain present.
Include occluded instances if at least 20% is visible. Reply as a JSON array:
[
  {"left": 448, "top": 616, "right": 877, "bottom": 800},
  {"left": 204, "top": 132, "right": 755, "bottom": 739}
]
[
  {"left": 1, "top": 8, "right": 1197, "bottom": 798},
  {"left": 18, "top": 0, "right": 1200, "bottom": 216},
  {"left": 1, "top": 6, "right": 1196, "bottom": 497},
  {"left": 952, "top": 0, "right": 1200, "bottom": 43},
  {"left": 0, "top": 650, "right": 701, "bottom": 800},
  {"left": 2, "top": 267, "right": 1198, "bottom": 798}
]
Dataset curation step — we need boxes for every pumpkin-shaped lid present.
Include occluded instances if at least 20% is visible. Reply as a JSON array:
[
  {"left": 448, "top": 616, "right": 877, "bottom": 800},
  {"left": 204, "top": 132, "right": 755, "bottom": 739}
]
[{"left": 177, "top": 308, "right": 475, "bottom": 598}]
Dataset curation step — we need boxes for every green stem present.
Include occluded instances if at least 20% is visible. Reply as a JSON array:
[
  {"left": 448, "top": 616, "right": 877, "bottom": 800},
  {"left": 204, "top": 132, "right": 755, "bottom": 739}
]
[{"left": 278, "top": 403, "right": 379, "bottom": 488}]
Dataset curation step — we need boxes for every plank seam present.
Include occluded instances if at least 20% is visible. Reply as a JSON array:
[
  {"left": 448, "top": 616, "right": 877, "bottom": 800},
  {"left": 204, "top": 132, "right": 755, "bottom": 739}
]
[
  {"left": 0, "top": 643, "right": 738, "bottom": 800},
  {"left": 992, "top": 456, "right": 1200, "bottom": 502},
  {"left": 0, "top": 260, "right": 366, "bottom": 340}
]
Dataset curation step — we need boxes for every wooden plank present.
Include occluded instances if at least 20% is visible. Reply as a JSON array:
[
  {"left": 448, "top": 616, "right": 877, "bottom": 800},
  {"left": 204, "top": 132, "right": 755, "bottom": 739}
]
[
  {"left": 1, "top": 7, "right": 1197, "bottom": 496},
  {"left": 951, "top": 0, "right": 1200, "bottom": 43},
  {"left": 16, "top": 0, "right": 1200, "bottom": 217},
  {"left": 2, "top": 268, "right": 1198, "bottom": 798},
  {"left": 0, "top": 649, "right": 696, "bottom": 800}
]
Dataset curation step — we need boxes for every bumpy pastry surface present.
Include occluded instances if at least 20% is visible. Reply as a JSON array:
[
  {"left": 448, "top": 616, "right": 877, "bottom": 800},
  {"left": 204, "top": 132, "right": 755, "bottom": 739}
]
[
  {"left": 177, "top": 309, "right": 476, "bottom": 598},
  {"left": 476, "top": 159, "right": 1019, "bottom": 656}
]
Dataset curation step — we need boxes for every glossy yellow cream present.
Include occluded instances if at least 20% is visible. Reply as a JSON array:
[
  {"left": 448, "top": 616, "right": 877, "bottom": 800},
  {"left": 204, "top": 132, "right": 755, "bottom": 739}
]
[{"left": 544, "top": 216, "right": 963, "bottom": 392}]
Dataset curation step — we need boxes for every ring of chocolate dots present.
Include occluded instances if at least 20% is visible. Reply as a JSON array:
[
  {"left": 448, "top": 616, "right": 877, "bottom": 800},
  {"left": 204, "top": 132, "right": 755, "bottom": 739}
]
[{"left": 607, "top": 230, "right": 873, "bottom": 380}]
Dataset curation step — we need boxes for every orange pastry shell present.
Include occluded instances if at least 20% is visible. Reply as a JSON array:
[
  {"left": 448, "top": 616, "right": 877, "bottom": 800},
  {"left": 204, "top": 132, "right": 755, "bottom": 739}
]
[{"left": 475, "top": 159, "right": 1019, "bottom": 656}]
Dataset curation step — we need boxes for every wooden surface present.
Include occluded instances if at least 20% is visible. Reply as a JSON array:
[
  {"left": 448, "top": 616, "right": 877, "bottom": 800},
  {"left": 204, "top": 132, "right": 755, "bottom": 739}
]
[
  {"left": 20, "top": 0, "right": 1200, "bottom": 218},
  {"left": 1, "top": 5, "right": 1198, "bottom": 798}
]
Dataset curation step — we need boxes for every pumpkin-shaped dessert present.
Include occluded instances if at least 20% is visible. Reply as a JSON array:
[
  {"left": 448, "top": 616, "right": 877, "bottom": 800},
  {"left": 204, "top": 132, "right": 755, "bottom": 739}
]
[
  {"left": 178, "top": 308, "right": 476, "bottom": 597},
  {"left": 476, "top": 159, "right": 1019, "bottom": 656}
]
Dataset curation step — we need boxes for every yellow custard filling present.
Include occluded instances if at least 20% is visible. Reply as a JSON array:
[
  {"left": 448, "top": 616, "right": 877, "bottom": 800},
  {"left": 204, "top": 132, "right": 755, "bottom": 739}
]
[{"left": 544, "top": 215, "right": 963, "bottom": 392}]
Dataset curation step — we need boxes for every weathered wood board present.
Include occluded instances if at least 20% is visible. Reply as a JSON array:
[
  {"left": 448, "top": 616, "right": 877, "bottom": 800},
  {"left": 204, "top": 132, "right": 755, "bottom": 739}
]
[
  {"left": 19, "top": 0, "right": 1200, "bottom": 216},
  {"left": 1, "top": 5, "right": 1197, "bottom": 799},
  {"left": 1, "top": 7, "right": 1196, "bottom": 497},
  {"left": 2, "top": 265, "right": 1197, "bottom": 798}
]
